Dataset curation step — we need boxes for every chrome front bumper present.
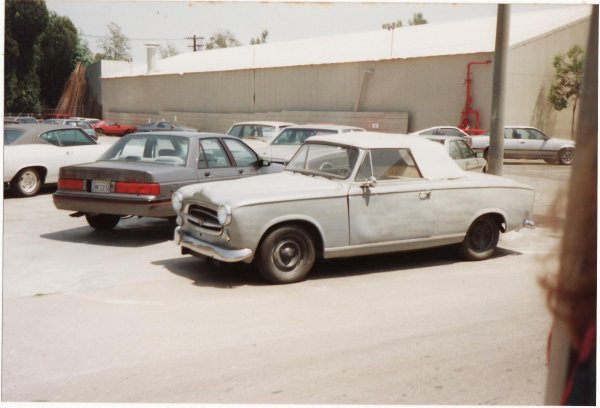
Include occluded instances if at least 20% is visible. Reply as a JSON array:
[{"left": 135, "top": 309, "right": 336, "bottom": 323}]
[{"left": 174, "top": 226, "right": 253, "bottom": 263}]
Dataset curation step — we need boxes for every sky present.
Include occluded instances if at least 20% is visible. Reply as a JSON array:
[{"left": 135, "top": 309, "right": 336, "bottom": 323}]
[{"left": 44, "top": 0, "right": 583, "bottom": 62}]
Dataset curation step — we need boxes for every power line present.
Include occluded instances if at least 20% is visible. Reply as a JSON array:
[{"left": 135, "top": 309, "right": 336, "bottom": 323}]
[
  {"left": 186, "top": 35, "right": 205, "bottom": 52},
  {"left": 80, "top": 33, "right": 185, "bottom": 41}
]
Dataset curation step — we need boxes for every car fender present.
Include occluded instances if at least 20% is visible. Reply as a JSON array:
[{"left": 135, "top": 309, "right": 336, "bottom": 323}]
[
  {"left": 466, "top": 207, "right": 509, "bottom": 233},
  {"left": 256, "top": 213, "right": 327, "bottom": 249}
]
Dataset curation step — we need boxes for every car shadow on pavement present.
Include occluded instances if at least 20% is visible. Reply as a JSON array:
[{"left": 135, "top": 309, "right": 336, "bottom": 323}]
[
  {"left": 155, "top": 245, "right": 522, "bottom": 288},
  {"left": 41, "top": 218, "right": 175, "bottom": 248},
  {"left": 152, "top": 257, "right": 268, "bottom": 288},
  {"left": 3, "top": 185, "right": 57, "bottom": 199}
]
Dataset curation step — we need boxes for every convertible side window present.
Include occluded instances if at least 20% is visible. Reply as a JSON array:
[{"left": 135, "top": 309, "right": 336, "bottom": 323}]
[
  {"left": 355, "top": 152, "right": 373, "bottom": 181},
  {"left": 370, "top": 148, "right": 422, "bottom": 180}
]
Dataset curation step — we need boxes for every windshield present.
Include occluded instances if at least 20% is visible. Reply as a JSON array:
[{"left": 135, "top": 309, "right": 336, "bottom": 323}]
[
  {"left": 4, "top": 129, "right": 25, "bottom": 145},
  {"left": 272, "top": 128, "right": 337, "bottom": 145},
  {"left": 99, "top": 134, "right": 190, "bottom": 166},
  {"left": 286, "top": 143, "right": 359, "bottom": 179}
]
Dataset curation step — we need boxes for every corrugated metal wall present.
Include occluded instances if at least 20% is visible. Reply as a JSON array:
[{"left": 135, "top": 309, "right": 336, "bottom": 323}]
[{"left": 101, "top": 17, "right": 589, "bottom": 139}]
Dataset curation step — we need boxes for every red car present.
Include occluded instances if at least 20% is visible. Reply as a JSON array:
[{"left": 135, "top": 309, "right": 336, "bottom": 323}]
[{"left": 93, "top": 120, "right": 137, "bottom": 136}]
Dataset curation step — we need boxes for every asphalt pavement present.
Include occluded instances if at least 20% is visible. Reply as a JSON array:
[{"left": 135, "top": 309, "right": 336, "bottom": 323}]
[{"left": 2, "top": 160, "right": 570, "bottom": 404}]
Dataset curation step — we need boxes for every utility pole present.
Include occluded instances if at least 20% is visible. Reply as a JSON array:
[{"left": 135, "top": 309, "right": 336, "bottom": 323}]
[
  {"left": 186, "top": 35, "right": 204, "bottom": 52},
  {"left": 488, "top": 4, "right": 510, "bottom": 175}
]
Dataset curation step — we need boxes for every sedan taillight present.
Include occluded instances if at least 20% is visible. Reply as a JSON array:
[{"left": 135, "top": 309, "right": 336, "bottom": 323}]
[
  {"left": 58, "top": 178, "right": 85, "bottom": 191},
  {"left": 114, "top": 182, "right": 160, "bottom": 195}
]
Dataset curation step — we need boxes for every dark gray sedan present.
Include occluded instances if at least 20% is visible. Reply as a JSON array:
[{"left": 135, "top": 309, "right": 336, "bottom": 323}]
[{"left": 53, "top": 132, "right": 283, "bottom": 230}]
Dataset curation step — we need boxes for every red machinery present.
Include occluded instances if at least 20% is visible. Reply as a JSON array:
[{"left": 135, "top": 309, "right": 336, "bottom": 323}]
[{"left": 458, "top": 60, "right": 491, "bottom": 135}]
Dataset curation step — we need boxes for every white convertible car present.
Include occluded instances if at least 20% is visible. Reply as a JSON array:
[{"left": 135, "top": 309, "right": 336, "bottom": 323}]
[
  {"left": 4, "top": 124, "right": 109, "bottom": 197},
  {"left": 173, "top": 132, "right": 535, "bottom": 284}
]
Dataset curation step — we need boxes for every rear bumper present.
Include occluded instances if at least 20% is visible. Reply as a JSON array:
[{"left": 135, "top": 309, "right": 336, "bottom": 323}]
[
  {"left": 174, "top": 227, "right": 253, "bottom": 263},
  {"left": 53, "top": 191, "right": 175, "bottom": 218}
]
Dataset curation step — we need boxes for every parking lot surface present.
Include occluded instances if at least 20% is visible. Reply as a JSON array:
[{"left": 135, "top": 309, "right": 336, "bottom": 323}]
[{"left": 2, "top": 160, "right": 570, "bottom": 404}]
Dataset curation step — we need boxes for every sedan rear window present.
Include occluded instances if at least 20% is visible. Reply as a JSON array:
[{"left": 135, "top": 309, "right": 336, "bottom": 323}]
[{"left": 101, "top": 134, "right": 189, "bottom": 166}]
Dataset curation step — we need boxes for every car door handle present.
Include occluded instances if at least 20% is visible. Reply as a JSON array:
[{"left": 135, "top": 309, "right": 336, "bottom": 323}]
[
  {"left": 238, "top": 169, "right": 244, "bottom": 174},
  {"left": 419, "top": 191, "right": 431, "bottom": 200},
  {"left": 204, "top": 172, "right": 211, "bottom": 177}
]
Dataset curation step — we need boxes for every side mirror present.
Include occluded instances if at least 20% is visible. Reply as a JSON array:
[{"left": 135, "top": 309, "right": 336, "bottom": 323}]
[
  {"left": 360, "top": 176, "right": 377, "bottom": 189},
  {"left": 259, "top": 159, "right": 271, "bottom": 167}
]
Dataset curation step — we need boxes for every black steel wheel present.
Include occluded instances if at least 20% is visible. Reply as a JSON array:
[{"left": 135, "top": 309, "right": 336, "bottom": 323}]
[
  {"left": 256, "top": 224, "right": 316, "bottom": 284},
  {"left": 85, "top": 214, "right": 121, "bottom": 230},
  {"left": 460, "top": 215, "right": 499, "bottom": 261}
]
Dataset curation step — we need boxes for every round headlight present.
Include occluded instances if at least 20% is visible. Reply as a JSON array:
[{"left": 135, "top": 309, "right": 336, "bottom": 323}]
[
  {"left": 217, "top": 204, "right": 232, "bottom": 225},
  {"left": 172, "top": 191, "right": 183, "bottom": 213}
]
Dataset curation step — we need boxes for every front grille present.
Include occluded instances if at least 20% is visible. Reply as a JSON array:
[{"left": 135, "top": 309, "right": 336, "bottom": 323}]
[{"left": 184, "top": 203, "right": 222, "bottom": 234}]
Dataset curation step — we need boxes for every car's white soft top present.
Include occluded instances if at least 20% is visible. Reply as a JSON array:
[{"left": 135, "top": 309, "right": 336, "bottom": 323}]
[{"left": 307, "top": 131, "right": 466, "bottom": 180}]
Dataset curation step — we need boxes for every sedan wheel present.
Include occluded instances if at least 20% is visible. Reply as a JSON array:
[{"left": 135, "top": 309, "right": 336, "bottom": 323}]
[
  {"left": 558, "top": 148, "right": 574, "bottom": 165},
  {"left": 460, "top": 215, "right": 499, "bottom": 261},
  {"left": 256, "top": 225, "right": 316, "bottom": 284},
  {"left": 85, "top": 214, "right": 121, "bottom": 230},
  {"left": 11, "top": 167, "right": 42, "bottom": 197}
]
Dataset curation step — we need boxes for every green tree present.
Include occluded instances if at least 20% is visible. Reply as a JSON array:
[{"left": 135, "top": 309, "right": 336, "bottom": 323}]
[
  {"left": 37, "top": 12, "right": 79, "bottom": 108},
  {"left": 5, "top": 0, "right": 49, "bottom": 113},
  {"left": 409, "top": 12, "right": 428, "bottom": 25},
  {"left": 74, "top": 33, "right": 96, "bottom": 66},
  {"left": 96, "top": 22, "right": 131, "bottom": 60},
  {"left": 382, "top": 13, "right": 427, "bottom": 30},
  {"left": 160, "top": 43, "right": 179, "bottom": 58},
  {"left": 205, "top": 29, "right": 241, "bottom": 50},
  {"left": 250, "top": 30, "right": 269, "bottom": 45},
  {"left": 549, "top": 45, "right": 585, "bottom": 138}
]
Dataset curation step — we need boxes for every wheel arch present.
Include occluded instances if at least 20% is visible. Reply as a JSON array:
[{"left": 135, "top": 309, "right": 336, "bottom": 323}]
[
  {"left": 256, "top": 218, "right": 325, "bottom": 258},
  {"left": 11, "top": 165, "right": 48, "bottom": 186},
  {"left": 468, "top": 210, "right": 507, "bottom": 233}
]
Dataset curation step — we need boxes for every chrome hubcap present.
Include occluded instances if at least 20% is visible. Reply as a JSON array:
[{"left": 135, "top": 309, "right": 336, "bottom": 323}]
[
  {"left": 273, "top": 238, "right": 302, "bottom": 271},
  {"left": 561, "top": 150, "right": 574, "bottom": 164},
  {"left": 19, "top": 171, "right": 39, "bottom": 193}
]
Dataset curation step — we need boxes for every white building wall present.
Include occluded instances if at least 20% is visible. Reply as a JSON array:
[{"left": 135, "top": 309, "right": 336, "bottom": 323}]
[
  {"left": 505, "top": 18, "right": 590, "bottom": 138},
  {"left": 100, "top": 15, "right": 590, "bottom": 139}
]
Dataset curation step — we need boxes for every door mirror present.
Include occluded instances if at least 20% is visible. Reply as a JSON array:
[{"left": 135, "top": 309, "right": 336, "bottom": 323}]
[{"left": 360, "top": 176, "right": 377, "bottom": 189}]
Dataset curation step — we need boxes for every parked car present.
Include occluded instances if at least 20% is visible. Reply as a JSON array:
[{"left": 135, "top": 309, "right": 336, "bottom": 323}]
[
  {"left": 5, "top": 116, "right": 38, "bottom": 124},
  {"left": 226, "top": 121, "right": 296, "bottom": 149},
  {"left": 93, "top": 120, "right": 137, "bottom": 136},
  {"left": 53, "top": 132, "right": 284, "bottom": 230},
  {"left": 255, "top": 124, "right": 365, "bottom": 164},
  {"left": 41, "top": 118, "right": 98, "bottom": 140},
  {"left": 425, "top": 135, "right": 486, "bottom": 172},
  {"left": 69, "top": 117, "right": 101, "bottom": 127},
  {"left": 173, "top": 132, "right": 535, "bottom": 284},
  {"left": 411, "top": 126, "right": 473, "bottom": 146},
  {"left": 136, "top": 120, "right": 197, "bottom": 133},
  {"left": 64, "top": 119, "right": 98, "bottom": 140},
  {"left": 470, "top": 126, "right": 575, "bottom": 165},
  {"left": 4, "top": 124, "right": 109, "bottom": 197}
]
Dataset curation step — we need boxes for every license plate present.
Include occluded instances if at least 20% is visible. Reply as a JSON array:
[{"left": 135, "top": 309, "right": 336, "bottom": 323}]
[{"left": 91, "top": 180, "right": 111, "bottom": 193}]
